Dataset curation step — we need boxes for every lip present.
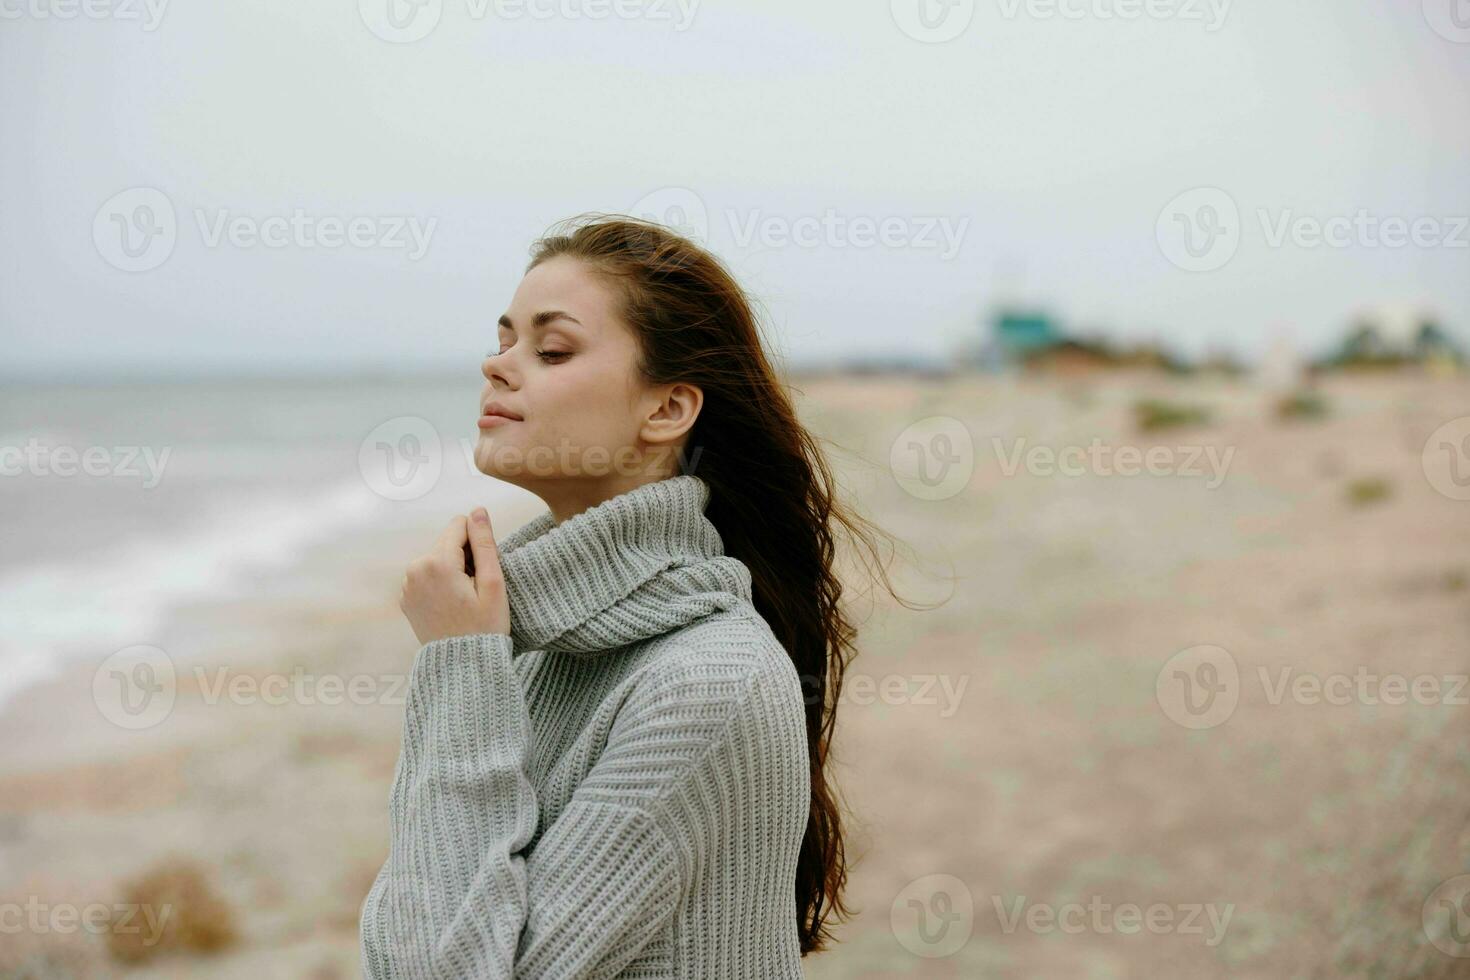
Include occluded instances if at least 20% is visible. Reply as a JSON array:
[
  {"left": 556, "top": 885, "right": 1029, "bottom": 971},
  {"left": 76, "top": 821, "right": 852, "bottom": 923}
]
[
  {"left": 481, "top": 401, "right": 523, "bottom": 419},
  {"left": 479, "top": 401, "right": 524, "bottom": 429}
]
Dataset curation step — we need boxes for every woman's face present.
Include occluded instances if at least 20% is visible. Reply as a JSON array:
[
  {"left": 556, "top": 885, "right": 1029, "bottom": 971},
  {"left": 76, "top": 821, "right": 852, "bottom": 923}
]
[{"left": 474, "top": 255, "right": 701, "bottom": 521}]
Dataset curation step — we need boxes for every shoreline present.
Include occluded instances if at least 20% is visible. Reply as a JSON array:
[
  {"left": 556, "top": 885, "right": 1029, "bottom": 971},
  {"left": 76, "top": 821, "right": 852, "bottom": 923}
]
[{"left": 2, "top": 372, "right": 1468, "bottom": 977}]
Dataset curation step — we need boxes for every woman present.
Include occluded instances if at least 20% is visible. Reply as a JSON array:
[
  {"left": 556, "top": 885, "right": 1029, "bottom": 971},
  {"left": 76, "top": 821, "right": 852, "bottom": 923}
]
[{"left": 359, "top": 215, "right": 909, "bottom": 977}]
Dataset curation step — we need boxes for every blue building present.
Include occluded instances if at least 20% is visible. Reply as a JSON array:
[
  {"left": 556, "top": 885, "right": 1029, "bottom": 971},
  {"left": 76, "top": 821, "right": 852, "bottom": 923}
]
[{"left": 961, "top": 308, "right": 1065, "bottom": 370}]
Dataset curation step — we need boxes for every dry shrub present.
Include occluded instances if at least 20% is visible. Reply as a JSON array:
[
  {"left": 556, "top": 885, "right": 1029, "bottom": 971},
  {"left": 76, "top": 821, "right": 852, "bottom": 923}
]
[
  {"left": 1133, "top": 398, "right": 1212, "bottom": 432},
  {"left": 1274, "top": 389, "right": 1330, "bottom": 422},
  {"left": 104, "top": 857, "right": 237, "bottom": 964},
  {"left": 1345, "top": 476, "right": 1392, "bottom": 507}
]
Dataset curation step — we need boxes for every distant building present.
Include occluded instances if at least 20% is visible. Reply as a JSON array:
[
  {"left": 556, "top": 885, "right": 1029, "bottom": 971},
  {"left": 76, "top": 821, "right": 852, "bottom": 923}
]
[
  {"left": 1017, "top": 338, "right": 1117, "bottom": 375},
  {"left": 960, "top": 308, "right": 1065, "bottom": 370},
  {"left": 957, "top": 307, "right": 1190, "bottom": 374},
  {"left": 1328, "top": 307, "right": 1465, "bottom": 370},
  {"left": 994, "top": 310, "right": 1062, "bottom": 357},
  {"left": 1256, "top": 330, "right": 1304, "bottom": 391}
]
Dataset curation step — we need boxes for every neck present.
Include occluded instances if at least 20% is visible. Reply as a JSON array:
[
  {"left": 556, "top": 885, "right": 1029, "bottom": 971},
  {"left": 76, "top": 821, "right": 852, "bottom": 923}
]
[{"left": 534, "top": 464, "right": 685, "bottom": 526}]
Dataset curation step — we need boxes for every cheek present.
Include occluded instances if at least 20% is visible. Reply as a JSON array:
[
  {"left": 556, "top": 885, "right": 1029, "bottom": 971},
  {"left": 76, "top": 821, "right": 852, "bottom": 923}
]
[
  {"left": 545, "top": 407, "right": 626, "bottom": 451},
  {"left": 520, "top": 360, "right": 644, "bottom": 450}
]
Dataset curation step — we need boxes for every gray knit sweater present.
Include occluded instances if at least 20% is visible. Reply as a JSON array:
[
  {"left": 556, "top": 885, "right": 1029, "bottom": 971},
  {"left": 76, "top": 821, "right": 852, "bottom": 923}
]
[{"left": 359, "top": 474, "right": 811, "bottom": 978}]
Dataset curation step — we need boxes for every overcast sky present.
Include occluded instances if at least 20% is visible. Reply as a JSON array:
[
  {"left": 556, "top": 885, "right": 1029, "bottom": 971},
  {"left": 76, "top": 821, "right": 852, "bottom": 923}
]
[{"left": 2, "top": 0, "right": 1467, "bottom": 377}]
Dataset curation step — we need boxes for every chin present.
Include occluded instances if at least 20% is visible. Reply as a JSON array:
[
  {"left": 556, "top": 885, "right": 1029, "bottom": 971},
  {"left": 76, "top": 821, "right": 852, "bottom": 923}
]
[{"left": 472, "top": 437, "right": 508, "bottom": 478}]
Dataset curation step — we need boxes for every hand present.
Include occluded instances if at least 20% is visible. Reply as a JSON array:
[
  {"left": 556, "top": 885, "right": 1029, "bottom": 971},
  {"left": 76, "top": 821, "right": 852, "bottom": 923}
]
[{"left": 399, "top": 507, "right": 512, "bottom": 646}]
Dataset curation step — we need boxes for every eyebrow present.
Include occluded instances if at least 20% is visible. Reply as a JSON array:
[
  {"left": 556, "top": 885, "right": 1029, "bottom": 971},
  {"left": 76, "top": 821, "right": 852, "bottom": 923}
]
[{"left": 497, "top": 310, "right": 583, "bottom": 332}]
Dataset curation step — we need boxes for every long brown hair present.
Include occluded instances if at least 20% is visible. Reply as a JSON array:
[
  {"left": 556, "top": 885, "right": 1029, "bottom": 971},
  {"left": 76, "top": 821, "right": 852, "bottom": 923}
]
[{"left": 526, "top": 213, "right": 933, "bottom": 955}]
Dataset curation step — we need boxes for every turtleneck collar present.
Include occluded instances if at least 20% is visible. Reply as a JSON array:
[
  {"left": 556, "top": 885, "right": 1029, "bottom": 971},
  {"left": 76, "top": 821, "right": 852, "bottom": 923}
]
[{"left": 494, "top": 474, "right": 753, "bottom": 656}]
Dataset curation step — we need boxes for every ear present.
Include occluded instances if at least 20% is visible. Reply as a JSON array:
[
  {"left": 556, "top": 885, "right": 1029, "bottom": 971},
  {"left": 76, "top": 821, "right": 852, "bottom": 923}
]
[{"left": 639, "top": 382, "right": 703, "bottom": 446}]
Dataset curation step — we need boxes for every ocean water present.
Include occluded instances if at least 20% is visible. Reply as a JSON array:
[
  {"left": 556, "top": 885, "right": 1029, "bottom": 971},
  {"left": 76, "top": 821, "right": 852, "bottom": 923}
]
[{"left": 0, "top": 374, "right": 530, "bottom": 709}]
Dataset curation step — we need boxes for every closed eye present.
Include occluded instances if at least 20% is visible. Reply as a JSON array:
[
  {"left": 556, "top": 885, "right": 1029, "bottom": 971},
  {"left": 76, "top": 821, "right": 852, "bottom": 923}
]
[{"left": 490, "top": 346, "right": 572, "bottom": 363}]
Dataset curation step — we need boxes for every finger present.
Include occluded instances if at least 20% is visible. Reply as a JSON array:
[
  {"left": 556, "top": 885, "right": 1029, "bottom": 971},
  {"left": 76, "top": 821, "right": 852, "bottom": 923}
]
[
  {"left": 434, "top": 515, "right": 469, "bottom": 564},
  {"left": 465, "top": 506, "right": 502, "bottom": 594}
]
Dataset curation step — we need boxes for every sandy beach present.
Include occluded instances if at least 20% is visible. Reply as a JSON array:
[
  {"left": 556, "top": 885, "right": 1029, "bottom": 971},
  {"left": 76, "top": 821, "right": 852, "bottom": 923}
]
[{"left": 2, "top": 370, "right": 1467, "bottom": 978}]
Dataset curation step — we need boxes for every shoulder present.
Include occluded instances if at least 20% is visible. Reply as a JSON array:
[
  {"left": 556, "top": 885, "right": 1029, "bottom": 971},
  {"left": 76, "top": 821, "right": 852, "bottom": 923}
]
[
  {"left": 589, "top": 608, "right": 810, "bottom": 835},
  {"left": 621, "top": 605, "right": 808, "bottom": 732},
  {"left": 591, "top": 605, "right": 809, "bottom": 797}
]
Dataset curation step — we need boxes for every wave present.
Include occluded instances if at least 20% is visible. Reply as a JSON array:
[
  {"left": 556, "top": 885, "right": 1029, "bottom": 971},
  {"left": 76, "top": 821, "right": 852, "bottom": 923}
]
[{"left": 0, "top": 478, "right": 387, "bottom": 712}]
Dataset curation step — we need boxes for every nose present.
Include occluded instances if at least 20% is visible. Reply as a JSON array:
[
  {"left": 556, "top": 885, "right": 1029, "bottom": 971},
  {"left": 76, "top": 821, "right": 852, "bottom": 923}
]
[{"left": 482, "top": 350, "right": 514, "bottom": 388}]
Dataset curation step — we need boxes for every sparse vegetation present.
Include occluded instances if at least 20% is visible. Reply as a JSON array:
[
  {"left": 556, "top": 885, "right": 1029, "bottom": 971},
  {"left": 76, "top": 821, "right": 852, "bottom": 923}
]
[
  {"left": 1133, "top": 398, "right": 1212, "bottom": 432},
  {"left": 1274, "top": 389, "right": 1330, "bottom": 422},
  {"left": 105, "top": 857, "right": 237, "bottom": 964},
  {"left": 1345, "top": 476, "right": 1392, "bottom": 507}
]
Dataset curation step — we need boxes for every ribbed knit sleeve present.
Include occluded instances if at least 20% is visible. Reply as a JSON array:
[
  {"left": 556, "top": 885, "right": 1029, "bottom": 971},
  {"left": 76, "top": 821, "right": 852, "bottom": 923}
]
[{"left": 358, "top": 629, "right": 807, "bottom": 978}]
